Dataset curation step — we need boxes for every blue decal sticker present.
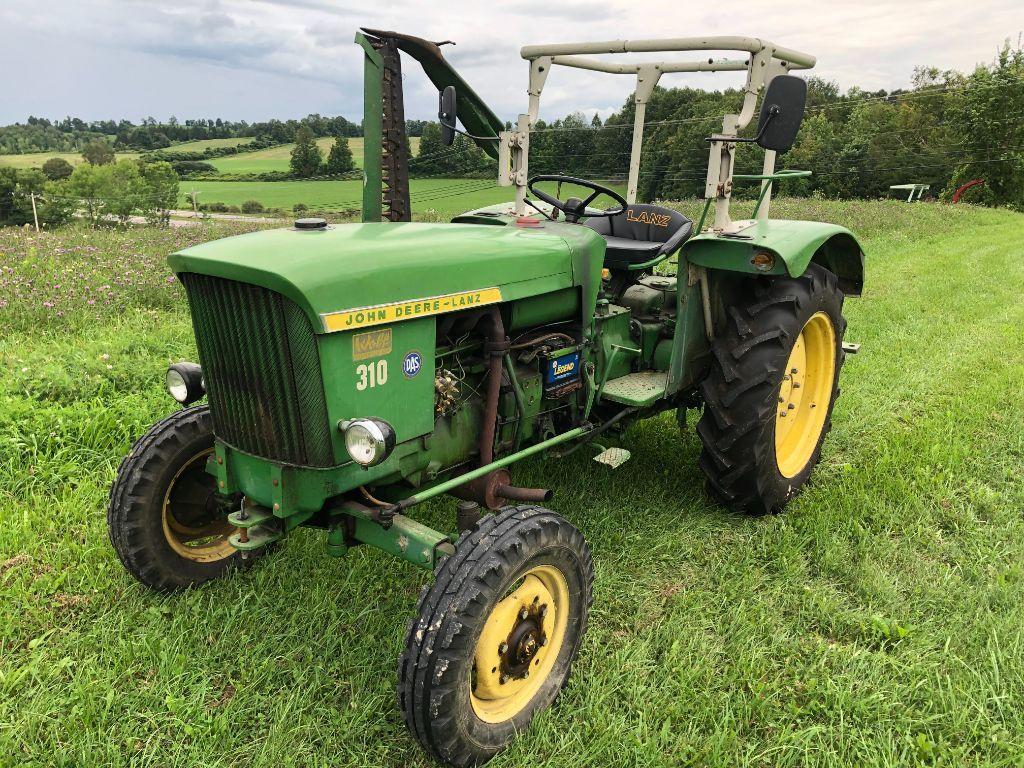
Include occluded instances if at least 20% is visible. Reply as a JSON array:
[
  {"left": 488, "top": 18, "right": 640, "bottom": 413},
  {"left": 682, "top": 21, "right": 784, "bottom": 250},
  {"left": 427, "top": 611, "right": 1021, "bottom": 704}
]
[
  {"left": 403, "top": 351, "right": 422, "bottom": 379},
  {"left": 545, "top": 352, "right": 580, "bottom": 385}
]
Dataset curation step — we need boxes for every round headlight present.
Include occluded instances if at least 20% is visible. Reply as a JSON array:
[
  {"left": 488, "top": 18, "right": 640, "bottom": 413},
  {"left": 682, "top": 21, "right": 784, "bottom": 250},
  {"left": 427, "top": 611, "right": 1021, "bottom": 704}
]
[
  {"left": 341, "top": 418, "right": 396, "bottom": 467},
  {"left": 166, "top": 368, "right": 189, "bottom": 403},
  {"left": 166, "top": 362, "right": 205, "bottom": 405}
]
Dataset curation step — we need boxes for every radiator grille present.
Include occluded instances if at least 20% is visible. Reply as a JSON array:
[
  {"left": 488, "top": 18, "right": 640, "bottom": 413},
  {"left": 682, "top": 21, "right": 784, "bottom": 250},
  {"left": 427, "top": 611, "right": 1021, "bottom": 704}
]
[{"left": 180, "top": 273, "right": 334, "bottom": 467}]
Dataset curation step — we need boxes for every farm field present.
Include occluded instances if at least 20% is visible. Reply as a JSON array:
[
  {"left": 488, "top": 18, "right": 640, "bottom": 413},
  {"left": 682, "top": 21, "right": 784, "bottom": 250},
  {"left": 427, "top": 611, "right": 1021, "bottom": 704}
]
[
  {"left": 179, "top": 175, "right": 527, "bottom": 216},
  {"left": 207, "top": 136, "right": 419, "bottom": 174},
  {"left": 0, "top": 149, "right": 139, "bottom": 169},
  {"left": 2, "top": 200, "right": 1024, "bottom": 766},
  {"left": 0, "top": 138, "right": 254, "bottom": 170}
]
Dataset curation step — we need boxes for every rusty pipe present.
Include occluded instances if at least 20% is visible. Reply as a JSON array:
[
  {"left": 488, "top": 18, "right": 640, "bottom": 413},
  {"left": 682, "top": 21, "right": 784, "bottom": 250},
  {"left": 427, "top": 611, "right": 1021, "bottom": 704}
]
[
  {"left": 495, "top": 484, "right": 553, "bottom": 503},
  {"left": 478, "top": 307, "right": 509, "bottom": 466}
]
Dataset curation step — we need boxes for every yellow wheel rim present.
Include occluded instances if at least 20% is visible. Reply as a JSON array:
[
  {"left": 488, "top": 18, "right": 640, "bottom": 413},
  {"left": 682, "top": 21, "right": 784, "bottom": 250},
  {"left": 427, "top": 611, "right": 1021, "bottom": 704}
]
[
  {"left": 774, "top": 312, "right": 836, "bottom": 478},
  {"left": 161, "top": 448, "right": 236, "bottom": 563},
  {"left": 471, "top": 565, "right": 570, "bottom": 724}
]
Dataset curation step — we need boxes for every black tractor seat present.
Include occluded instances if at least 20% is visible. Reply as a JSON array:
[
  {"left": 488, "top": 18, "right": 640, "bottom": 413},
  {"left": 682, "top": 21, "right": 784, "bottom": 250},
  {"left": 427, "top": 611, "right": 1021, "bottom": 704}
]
[{"left": 583, "top": 203, "right": 693, "bottom": 269}]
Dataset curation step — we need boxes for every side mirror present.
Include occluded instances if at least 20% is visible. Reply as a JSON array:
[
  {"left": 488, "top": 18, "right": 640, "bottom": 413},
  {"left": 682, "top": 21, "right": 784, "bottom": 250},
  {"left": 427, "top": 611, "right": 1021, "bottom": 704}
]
[
  {"left": 439, "top": 85, "right": 457, "bottom": 146},
  {"left": 756, "top": 75, "right": 807, "bottom": 152}
]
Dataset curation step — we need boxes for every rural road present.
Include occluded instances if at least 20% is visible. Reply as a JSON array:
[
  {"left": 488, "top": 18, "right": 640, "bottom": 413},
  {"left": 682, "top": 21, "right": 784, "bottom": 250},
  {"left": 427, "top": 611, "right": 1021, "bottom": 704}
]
[{"left": 121, "top": 210, "right": 288, "bottom": 228}]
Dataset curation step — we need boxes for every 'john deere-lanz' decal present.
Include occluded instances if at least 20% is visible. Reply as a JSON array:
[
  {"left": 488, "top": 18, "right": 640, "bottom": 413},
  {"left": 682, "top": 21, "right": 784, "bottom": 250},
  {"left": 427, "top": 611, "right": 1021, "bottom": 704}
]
[{"left": 322, "top": 287, "right": 503, "bottom": 332}]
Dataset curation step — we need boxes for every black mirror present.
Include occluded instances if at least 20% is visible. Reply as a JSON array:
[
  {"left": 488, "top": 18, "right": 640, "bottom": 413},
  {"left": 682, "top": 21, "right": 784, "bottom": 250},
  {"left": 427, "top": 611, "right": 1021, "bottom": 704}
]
[
  {"left": 756, "top": 75, "right": 807, "bottom": 152},
  {"left": 439, "top": 85, "right": 457, "bottom": 146}
]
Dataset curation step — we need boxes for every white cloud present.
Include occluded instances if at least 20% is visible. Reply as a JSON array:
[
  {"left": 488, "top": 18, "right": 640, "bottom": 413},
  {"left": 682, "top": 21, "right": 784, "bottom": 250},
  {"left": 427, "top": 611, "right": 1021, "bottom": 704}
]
[{"left": 1, "top": 0, "right": 1021, "bottom": 123}]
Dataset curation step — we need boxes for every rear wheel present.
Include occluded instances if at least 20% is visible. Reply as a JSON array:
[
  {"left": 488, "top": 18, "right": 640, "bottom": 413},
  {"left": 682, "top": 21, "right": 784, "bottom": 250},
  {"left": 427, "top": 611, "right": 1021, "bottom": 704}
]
[
  {"left": 398, "top": 506, "right": 593, "bottom": 766},
  {"left": 108, "top": 406, "right": 256, "bottom": 591},
  {"left": 697, "top": 264, "right": 846, "bottom": 514}
]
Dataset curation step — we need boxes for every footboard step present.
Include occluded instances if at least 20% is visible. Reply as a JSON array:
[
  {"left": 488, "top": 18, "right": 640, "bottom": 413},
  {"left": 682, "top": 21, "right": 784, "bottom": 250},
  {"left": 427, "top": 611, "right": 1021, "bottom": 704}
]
[{"left": 593, "top": 447, "right": 631, "bottom": 469}]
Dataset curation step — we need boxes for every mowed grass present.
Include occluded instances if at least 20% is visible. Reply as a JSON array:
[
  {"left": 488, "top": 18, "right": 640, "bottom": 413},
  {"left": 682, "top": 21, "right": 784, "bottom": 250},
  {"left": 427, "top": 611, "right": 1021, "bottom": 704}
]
[
  {"left": 179, "top": 175, "right": 520, "bottom": 216},
  {"left": 208, "top": 137, "right": 420, "bottom": 174},
  {"left": 2, "top": 200, "right": 1024, "bottom": 767}
]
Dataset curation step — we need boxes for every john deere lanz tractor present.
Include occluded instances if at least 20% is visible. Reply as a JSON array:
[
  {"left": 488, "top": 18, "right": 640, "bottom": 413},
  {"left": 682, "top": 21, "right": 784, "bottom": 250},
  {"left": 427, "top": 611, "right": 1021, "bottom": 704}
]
[{"left": 109, "top": 31, "right": 864, "bottom": 766}]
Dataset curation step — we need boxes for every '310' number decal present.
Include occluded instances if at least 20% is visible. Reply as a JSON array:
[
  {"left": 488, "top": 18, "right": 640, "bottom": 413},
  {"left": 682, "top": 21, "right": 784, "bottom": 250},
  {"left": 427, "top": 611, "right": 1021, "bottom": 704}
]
[{"left": 356, "top": 360, "right": 388, "bottom": 390}]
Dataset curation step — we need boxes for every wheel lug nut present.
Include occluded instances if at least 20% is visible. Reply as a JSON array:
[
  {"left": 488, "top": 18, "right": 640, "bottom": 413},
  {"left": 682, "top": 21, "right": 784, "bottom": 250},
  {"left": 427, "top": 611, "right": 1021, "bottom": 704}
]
[
  {"left": 780, "top": 412, "right": 787, "bottom": 418},
  {"left": 524, "top": 670, "right": 530, "bottom": 679},
  {"left": 793, "top": 382, "right": 801, "bottom": 389},
  {"left": 519, "top": 608, "right": 529, "bottom": 620},
  {"left": 500, "top": 674, "right": 510, "bottom": 684},
  {"left": 499, "top": 642, "right": 508, "bottom": 654},
  {"left": 787, "top": 403, "right": 795, "bottom": 410},
  {"left": 791, "top": 368, "right": 798, "bottom": 374}
]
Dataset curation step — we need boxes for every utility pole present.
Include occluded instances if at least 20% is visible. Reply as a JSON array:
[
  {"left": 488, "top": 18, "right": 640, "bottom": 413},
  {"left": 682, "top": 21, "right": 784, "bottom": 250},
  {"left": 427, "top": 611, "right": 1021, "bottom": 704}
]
[{"left": 30, "top": 192, "right": 40, "bottom": 232}]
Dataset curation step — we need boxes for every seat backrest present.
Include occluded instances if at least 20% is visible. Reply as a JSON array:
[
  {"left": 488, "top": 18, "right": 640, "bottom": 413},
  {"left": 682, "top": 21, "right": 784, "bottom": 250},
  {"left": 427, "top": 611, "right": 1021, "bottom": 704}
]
[{"left": 585, "top": 204, "right": 693, "bottom": 254}]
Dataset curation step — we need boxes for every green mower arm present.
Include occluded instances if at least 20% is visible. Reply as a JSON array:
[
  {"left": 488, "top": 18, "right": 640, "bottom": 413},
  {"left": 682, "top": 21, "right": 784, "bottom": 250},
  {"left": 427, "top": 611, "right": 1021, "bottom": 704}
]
[{"left": 361, "top": 28, "right": 505, "bottom": 159}]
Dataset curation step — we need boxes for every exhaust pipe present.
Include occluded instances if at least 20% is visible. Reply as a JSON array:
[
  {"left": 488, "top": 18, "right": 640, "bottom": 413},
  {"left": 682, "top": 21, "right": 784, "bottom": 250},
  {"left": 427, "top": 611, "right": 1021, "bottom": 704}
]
[{"left": 496, "top": 484, "right": 553, "bottom": 503}]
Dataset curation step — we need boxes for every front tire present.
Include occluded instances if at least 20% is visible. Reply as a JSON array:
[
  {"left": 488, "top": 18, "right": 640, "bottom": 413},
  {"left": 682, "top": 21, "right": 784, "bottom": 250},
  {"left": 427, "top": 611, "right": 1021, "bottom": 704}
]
[
  {"left": 697, "top": 264, "right": 846, "bottom": 515},
  {"left": 108, "top": 406, "right": 253, "bottom": 591},
  {"left": 398, "top": 506, "right": 594, "bottom": 766}
]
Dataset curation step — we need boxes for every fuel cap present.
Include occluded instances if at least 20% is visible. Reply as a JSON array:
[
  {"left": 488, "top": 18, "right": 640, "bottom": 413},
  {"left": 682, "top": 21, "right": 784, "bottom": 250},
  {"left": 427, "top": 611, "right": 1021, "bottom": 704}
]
[{"left": 294, "top": 217, "right": 328, "bottom": 230}]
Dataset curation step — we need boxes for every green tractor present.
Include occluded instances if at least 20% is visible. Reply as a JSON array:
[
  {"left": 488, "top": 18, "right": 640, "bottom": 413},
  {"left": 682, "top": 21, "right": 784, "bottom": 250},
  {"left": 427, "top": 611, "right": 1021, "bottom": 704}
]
[{"left": 108, "top": 30, "right": 863, "bottom": 766}]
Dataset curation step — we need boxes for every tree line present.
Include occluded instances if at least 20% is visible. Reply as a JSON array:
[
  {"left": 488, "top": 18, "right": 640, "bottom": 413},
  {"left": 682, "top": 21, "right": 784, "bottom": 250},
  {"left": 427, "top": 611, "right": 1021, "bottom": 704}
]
[
  {"left": 1, "top": 115, "right": 432, "bottom": 155},
  {"left": 0, "top": 144, "right": 179, "bottom": 228},
  {"left": 408, "top": 41, "right": 1023, "bottom": 208}
]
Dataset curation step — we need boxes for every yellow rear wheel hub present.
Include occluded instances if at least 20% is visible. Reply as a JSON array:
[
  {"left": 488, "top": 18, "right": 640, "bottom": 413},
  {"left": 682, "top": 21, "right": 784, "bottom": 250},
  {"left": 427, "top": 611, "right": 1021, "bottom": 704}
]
[
  {"left": 774, "top": 312, "right": 836, "bottom": 478},
  {"left": 161, "top": 448, "right": 236, "bottom": 563},
  {"left": 471, "top": 565, "right": 569, "bottom": 723}
]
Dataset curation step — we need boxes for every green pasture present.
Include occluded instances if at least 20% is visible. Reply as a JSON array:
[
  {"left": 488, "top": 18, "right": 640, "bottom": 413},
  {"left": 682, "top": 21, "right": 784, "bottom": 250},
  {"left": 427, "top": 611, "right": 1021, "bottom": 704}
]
[
  {"left": 207, "top": 136, "right": 419, "bottom": 174},
  {"left": 0, "top": 150, "right": 139, "bottom": 169},
  {"left": 179, "top": 175, "right": 522, "bottom": 216},
  {"left": 2, "top": 200, "right": 1024, "bottom": 766},
  {"left": 0, "top": 138, "right": 254, "bottom": 170}
]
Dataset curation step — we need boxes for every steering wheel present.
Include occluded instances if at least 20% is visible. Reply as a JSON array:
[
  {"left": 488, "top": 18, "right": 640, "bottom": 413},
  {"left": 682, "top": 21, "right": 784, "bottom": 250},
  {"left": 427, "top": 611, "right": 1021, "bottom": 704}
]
[{"left": 527, "top": 175, "right": 627, "bottom": 223}]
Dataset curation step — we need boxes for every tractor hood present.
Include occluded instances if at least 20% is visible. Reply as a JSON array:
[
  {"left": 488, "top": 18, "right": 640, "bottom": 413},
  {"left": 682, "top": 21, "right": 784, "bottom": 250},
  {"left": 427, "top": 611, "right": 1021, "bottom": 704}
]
[{"left": 168, "top": 221, "right": 603, "bottom": 333}]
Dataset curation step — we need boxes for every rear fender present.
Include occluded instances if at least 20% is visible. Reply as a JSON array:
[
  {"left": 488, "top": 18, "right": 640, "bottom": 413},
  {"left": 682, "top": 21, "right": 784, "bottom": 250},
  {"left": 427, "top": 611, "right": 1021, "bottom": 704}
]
[{"left": 683, "top": 220, "right": 865, "bottom": 295}]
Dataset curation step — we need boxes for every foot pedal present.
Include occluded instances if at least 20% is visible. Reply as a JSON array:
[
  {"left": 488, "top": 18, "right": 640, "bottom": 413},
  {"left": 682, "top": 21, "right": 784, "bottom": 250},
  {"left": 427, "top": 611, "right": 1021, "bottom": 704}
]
[
  {"left": 593, "top": 447, "right": 631, "bottom": 469},
  {"left": 842, "top": 342, "right": 861, "bottom": 354}
]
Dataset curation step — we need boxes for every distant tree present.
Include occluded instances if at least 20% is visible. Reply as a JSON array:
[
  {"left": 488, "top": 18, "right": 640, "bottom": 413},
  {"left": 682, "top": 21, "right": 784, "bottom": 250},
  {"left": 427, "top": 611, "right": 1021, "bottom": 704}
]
[
  {"left": 138, "top": 160, "right": 179, "bottom": 224},
  {"left": 289, "top": 126, "right": 322, "bottom": 177},
  {"left": 0, "top": 168, "right": 19, "bottom": 224},
  {"left": 65, "top": 163, "right": 106, "bottom": 223},
  {"left": 42, "top": 157, "right": 74, "bottom": 181},
  {"left": 324, "top": 135, "right": 355, "bottom": 175},
  {"left": 82, "top": 140, "right": 115, "bottom": 165},
  {"left": 0, "top": 167, "right": 74, "bottom": 227}
]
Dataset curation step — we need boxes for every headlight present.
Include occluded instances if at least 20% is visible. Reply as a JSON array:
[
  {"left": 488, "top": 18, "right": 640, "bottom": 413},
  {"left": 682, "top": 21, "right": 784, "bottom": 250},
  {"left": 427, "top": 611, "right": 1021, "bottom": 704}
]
[
  {"left": 166, "top": 362, "right": 205, "bottom": 405},
  {"left": 339, "top": 418, "right": 396, "bottom": 467}
]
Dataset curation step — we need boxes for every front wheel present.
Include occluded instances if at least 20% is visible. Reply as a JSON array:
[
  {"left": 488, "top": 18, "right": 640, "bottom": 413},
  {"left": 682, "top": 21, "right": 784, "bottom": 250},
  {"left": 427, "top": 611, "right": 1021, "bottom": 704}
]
[
  {"left": 697, "top": 264, "right": 846, "bottom": 515},
  {"left": 398, "top": 506, "right": 594, "bottom": 766},
  {"left": 108, "top": 405, "right": 257, "bottom": 591}
]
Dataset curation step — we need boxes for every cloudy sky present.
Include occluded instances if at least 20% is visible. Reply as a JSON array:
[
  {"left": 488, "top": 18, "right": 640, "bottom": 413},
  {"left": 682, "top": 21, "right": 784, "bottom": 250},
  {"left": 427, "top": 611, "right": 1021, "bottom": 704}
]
[{"left": 2, "top": 0, "right": 1022, "bottom": 125}]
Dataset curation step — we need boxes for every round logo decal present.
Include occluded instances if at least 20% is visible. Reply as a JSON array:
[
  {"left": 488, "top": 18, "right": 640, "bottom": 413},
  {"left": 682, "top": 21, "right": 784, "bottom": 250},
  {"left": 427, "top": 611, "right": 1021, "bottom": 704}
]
[{"left": 403, "top": 351, "right": 422, "bottom": 379}]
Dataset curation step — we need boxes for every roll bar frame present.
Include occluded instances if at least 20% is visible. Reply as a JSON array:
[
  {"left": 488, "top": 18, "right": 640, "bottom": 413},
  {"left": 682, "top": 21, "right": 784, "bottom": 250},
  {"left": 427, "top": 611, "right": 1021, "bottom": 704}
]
[{"left": 500, "top": 37, "right": 816, "bottom": 228}]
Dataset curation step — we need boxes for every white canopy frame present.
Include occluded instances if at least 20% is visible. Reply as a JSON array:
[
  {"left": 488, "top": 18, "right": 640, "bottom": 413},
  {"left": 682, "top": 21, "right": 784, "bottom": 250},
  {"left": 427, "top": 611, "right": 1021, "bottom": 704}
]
[{"left": 499, "top": 37, "right": 815, "bottom": 229}]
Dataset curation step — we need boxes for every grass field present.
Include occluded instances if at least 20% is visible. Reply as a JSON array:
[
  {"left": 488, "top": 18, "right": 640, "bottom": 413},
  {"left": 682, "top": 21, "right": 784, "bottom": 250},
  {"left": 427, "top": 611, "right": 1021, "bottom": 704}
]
[
  {"left": 0, "top": 150, "right": 140, "bottom": 169},
  {"left": 0, "top": 138, "right": 254, "bottom": 170},
  {"left": 207, "top": 136, "right": 419, "bottom": 174},
  {"left": 2, "top": 200, "right": 1024, "bottom": 766},
  {"left": 179, "top": 175, "right": 518, "bottom": 216}
]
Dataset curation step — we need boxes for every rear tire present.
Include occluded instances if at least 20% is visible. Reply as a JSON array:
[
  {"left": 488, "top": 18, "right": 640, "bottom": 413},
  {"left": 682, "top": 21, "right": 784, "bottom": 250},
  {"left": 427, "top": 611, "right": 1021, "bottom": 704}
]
[
  {"left": 108, "top": 406, "right": 257, "bottom": 591},
  {"left": 398, "top": 506, "right": 594, "bottom": 766},
  {"left": 697, "top": 264, "right": 846, "bottom": 515}
]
